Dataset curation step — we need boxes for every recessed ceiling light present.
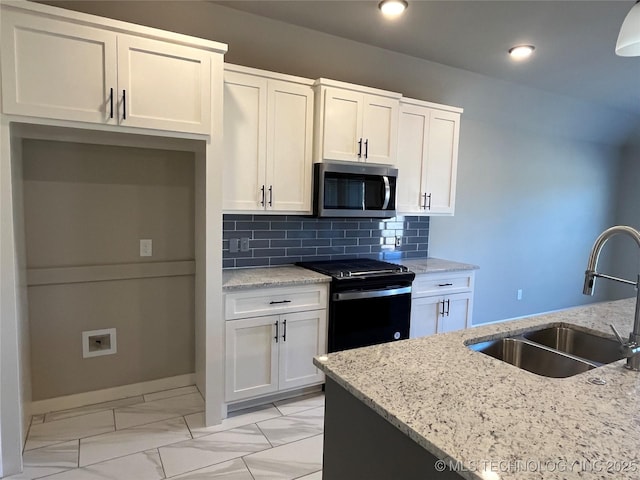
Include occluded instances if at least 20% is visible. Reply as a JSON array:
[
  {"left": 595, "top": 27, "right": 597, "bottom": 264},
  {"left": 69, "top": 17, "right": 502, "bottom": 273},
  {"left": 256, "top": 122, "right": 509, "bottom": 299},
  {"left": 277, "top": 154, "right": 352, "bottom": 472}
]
[
  {"left": 508, "top": 45, "right": 535, "bottom": 60},
  {"left": 379, "top": 0, "right": 408, "bottom": 17}
]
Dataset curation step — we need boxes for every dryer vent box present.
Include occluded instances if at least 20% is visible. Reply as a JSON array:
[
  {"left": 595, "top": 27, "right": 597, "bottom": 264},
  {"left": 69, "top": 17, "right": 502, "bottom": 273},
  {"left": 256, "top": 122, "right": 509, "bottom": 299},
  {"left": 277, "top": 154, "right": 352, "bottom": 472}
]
[{"left": 82, "top": 328, "right": 117, "bottom": 358}]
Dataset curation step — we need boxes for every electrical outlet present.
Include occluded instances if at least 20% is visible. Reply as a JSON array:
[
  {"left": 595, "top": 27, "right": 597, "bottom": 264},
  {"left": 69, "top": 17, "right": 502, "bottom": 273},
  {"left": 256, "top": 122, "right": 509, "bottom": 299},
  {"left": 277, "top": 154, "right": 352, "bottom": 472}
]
[
  {"left": 395, "top": 235, "right": 402, "bottom": 247},
  {"left": 517, "top": 289, "right": 523, "bottom": 300},
  {"left": 140, "top": 239, "right": 152, "bottom": 257},
  {"left": 240, "top": 237, "right": 250, "bottom": 252},
  {"left": 229, "top": 238, "right": 240, "bottom": 253}
]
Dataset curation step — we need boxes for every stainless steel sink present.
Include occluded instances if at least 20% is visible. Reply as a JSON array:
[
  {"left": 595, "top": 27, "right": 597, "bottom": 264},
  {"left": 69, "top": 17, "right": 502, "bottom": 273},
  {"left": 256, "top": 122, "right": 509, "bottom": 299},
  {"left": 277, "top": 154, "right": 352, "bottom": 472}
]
[
  {"left": 468, "top": 324, "right": 625, "bottom": 378},
  {"left": 469, "top": 338, "right": 595, "bottom": 378},
  {"left": 522, "top": 326, "right": 624, "bottom": 365}
]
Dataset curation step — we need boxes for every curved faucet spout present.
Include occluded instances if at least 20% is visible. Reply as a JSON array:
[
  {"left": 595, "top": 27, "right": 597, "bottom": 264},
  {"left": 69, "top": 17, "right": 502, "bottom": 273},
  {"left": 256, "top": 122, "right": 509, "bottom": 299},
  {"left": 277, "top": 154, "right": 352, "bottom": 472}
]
[{"left": 582, "top": 225, "right": 640, "bottom": 371}]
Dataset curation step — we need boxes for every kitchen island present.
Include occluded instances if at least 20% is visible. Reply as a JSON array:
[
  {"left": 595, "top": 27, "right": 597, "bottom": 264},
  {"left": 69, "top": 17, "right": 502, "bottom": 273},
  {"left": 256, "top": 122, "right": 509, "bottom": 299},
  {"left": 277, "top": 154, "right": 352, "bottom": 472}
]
[{"left": 314, "top": 298, "right": 640, "bottom": 480}]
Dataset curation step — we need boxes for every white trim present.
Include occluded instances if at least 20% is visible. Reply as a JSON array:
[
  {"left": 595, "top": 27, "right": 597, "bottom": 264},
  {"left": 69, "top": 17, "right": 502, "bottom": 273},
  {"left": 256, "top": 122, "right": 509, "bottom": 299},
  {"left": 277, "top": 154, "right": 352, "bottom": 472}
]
[
  {"left": 224, "top": 63, "right": 313, "bottom": 86},
  {"left": 30, "top": 373, "right": 196, "bottom": 415},
  {"left": 1, "top": 1, "right": 227, "bottom": 54},
  {"left": 470, "top": 305, "right": 576, "bottom": 327},
  {"left": 400, "top": 96, "right": 464, "bottom": 114},
  {"left": 313, "top": 77, "right": 402, "bottom": 99}
]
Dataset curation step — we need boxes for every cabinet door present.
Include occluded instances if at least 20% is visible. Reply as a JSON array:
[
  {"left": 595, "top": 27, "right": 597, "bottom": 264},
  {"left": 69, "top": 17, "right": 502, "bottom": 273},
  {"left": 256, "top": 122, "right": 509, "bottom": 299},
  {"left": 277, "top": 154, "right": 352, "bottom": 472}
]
[
  {"left": 409, "top": 296, "right": 441, "bottom": 339},
  {"left": 222, "top": 71, "right": 268, "bottom": 211},
  {"left": 396, "top": 104, "right": 429, "bottom": 213},
  {"left": 362, "top": 94, "right": 399, "bottom": 165},
  {"left": 278, "top": 310, "right": 327, "bottom": 390},
  {"left": 225, "top": 315, "right": 279, "bottom": 402},
  {"left": 424, "top": 109, "right": 460, "bottom": 215},
  {"left": 117, "top": 35, "right": 211, "bottom": 134},
  {"left": 437, "top": 292, "right": 471, "bottom": 334},
  {"left": 265, "top": 80, "right": 313, "bottom": 213},
  {"left": 321, "top": 88, "right": 363, "bottom": 162},
  {"left": 1, "top": 10, "right": 117, "bottom": 124}
]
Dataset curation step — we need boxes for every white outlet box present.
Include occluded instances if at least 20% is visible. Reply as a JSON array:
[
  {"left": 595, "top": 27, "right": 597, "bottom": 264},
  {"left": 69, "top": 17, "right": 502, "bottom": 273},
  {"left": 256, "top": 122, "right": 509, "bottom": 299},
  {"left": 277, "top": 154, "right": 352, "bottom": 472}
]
[
  {"left": 82, "top": 328, "right": 117, "bottom": 358},
  {"left": 140, "top": 239, "right": 152, "bottom": 257}
]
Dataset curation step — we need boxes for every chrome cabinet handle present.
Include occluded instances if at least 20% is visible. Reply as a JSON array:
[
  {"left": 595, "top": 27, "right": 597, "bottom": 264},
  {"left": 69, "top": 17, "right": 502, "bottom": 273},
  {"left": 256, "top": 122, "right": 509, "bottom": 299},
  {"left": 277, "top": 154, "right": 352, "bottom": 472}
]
[
  {"left": 274, "top": 321, "right": 279, "bottom": 343},
  {"left": 260, "top": 185, "right": 265, "bottom": 206},
  {"left": 382, "top": 176, "right": 391, "bottom": 210},
  {"left": 282, "top": 319, "right": 287, "bottom": 342},
  {"left": 122, "top": 90, "right": 126, "bottom": 120},
  {"left": 268, "top": 185, "right": 273, "bottom": 207}
]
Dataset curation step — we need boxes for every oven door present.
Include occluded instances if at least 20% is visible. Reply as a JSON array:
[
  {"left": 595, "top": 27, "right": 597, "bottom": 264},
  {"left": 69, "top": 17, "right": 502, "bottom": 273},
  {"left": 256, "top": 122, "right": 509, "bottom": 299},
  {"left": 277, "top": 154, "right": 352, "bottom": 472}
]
[{"left": 328, "top": 285, "right": 411, "bottom": 352}]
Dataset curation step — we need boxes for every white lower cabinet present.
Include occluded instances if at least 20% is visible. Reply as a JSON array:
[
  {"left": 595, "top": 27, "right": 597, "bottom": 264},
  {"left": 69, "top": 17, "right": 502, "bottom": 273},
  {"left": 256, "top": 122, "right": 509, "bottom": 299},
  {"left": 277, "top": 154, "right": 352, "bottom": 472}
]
[
  {"left": 410, "top": 271, "right": 475, "bottom": 338},
  {"left": 224, "top": 285, "right": 328, "bottom": 403}
]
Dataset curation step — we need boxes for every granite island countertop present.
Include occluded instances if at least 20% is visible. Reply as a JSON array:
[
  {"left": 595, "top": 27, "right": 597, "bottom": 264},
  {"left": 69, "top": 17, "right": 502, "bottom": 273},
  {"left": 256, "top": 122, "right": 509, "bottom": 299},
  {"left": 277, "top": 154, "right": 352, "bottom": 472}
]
[
  {"left": 394, "top": 257, "right": 479, "bottom": 274},
  {"left": 315, "top": 298, "right": 640, "bottom": 480}
]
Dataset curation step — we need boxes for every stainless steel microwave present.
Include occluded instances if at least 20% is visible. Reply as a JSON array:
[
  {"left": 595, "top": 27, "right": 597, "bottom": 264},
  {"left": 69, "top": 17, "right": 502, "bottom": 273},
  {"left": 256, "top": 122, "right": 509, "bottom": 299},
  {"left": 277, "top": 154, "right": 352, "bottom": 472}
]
[{"left": 313, "top": 161, "right": 398, "bottom": 218}]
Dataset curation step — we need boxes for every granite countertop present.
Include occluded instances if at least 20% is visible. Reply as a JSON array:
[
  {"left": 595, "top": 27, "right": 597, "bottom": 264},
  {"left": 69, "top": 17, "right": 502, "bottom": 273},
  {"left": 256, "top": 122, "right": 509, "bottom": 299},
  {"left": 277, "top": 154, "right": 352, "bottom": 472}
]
[
  {"left": 315, "top": 298, "right": 640, "bottom": 480},
  {"left": 222, "top": 265, "right": 331, "bottom": 291},
  {"left": 395, "top": 257, "right": 479, "bottom": 274}
]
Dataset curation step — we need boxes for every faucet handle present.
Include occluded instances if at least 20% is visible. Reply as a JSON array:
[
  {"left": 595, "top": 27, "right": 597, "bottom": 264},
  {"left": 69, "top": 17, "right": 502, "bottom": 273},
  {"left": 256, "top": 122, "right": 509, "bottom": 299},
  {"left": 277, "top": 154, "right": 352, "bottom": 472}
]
[{"left": 610, "top": 323, "right": 626, "bottom": 345}]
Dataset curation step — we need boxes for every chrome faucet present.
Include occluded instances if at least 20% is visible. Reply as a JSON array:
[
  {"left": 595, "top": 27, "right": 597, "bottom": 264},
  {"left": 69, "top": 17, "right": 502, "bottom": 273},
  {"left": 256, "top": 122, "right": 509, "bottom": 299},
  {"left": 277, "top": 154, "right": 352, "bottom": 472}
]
[{"left": 583, "top": 225, "right": 640, "bottom": 371}]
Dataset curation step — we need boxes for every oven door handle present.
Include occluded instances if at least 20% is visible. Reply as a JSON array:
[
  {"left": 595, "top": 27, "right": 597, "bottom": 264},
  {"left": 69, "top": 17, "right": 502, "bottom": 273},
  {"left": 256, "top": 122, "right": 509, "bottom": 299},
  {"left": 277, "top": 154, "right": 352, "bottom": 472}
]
[
  {"left": 333, "top": 286, "right": 411, "bottom": 302},
  {"left": 382, "top": 175, "right": 391, "bottom": 210}
]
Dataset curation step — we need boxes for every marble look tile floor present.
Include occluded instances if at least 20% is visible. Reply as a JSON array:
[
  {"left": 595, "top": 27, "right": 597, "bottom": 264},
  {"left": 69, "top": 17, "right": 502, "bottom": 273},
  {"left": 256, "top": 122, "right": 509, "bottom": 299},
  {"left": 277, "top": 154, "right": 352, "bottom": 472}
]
[{"left": 5, "top": 387, "right": 325, "bottom": 480}]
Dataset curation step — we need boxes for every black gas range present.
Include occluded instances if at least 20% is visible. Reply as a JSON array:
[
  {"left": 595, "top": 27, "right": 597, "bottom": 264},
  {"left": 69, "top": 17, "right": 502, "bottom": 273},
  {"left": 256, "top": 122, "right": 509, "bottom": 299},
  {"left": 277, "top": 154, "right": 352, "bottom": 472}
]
[{"left": 297, "top": 259, "right": 415, "bottom": 352}]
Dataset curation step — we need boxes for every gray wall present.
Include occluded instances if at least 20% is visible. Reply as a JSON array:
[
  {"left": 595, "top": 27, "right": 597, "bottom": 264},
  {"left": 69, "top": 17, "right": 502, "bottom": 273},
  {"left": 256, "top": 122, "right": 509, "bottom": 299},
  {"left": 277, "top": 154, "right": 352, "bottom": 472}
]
[
  {"left": 44, "top": 1, "right": 631, "bottom": 325},
  {"left": 609, "top": 139, "right": 640, "bottom": 300},
  {"left": 23, "top": 140, "right": 196, "bottom": 400}
]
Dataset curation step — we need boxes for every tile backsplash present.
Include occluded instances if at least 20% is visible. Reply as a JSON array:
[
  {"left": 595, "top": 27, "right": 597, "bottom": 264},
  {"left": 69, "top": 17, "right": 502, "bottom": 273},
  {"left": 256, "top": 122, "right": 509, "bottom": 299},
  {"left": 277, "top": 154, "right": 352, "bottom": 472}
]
[{"left": 223, "top": 215, "right": 429, "bottom": 269}]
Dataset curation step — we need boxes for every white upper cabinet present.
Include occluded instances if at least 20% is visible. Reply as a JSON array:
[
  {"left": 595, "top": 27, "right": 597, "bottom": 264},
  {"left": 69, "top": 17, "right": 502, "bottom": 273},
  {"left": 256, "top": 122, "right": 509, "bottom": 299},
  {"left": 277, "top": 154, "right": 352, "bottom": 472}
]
[
  {"left": 1, "top": 4, "right": 221, "bottom": 135},
  {"left": 396, "top": 98, "right": 462, "bottom": 215},
  {"left": 223, "top": 65, "right": 314, "bottom": 214},
  {"left": 116, "top": 35, "right": 211, "bottom": 134},
  {"left": 1, "top": 10, "right": 117, "bottom": 125},
  {"left": 314, "top": 79, "right": 400, "bottom": 165}
]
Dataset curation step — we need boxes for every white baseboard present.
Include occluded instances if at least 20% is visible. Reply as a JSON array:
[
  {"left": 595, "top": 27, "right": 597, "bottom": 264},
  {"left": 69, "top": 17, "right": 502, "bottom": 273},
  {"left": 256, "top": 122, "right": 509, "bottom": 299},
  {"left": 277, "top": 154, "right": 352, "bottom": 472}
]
[
  {"left": 470, "top": 305, "right": 574, "bottom": 327},
  {"left": 30, "top": 373, "right": 196, "bottom": 415}
]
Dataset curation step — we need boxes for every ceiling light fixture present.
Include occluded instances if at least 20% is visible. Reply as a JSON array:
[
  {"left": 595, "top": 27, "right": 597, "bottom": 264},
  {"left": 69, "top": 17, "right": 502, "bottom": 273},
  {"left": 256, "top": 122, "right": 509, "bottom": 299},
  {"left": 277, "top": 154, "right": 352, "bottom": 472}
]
[
  {"left": 508, "top": 45, "right": 535, "bottom": 60},
  {"left": 616, "top": 0, "right": 640, "bottom": 56},
  {"left": 378, "top": 0, "right": 408, "bottom": 17}
]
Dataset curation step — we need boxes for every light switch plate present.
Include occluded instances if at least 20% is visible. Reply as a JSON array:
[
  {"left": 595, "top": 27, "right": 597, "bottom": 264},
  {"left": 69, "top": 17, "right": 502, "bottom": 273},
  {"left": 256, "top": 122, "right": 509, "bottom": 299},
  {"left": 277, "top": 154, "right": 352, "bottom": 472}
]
[
  {"left": 140, "top": 239, "right": 152, "bottom": 257},
  {"left": 229, "top": 238, "right": 240, "bottom": 253},
  {"left": 240, "top": 237, "right": 250, "bottom": 252}
]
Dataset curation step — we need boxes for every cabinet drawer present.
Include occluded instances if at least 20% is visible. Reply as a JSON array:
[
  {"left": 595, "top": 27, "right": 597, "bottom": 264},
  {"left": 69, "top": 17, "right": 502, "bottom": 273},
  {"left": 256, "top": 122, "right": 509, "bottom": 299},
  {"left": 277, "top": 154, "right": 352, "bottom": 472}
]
[
  {"left": 412, "top": 271, "right": 474, "bottom": 297},
  {"left": 225, "top": 284, "right": 328, "bottom": 320}
]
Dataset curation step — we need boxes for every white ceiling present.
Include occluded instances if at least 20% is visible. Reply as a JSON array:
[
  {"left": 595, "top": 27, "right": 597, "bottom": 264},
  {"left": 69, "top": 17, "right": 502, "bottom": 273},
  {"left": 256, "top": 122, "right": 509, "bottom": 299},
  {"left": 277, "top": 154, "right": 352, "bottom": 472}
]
[{"left": 216, "top": 1, "right": 640, "bottom": 117}]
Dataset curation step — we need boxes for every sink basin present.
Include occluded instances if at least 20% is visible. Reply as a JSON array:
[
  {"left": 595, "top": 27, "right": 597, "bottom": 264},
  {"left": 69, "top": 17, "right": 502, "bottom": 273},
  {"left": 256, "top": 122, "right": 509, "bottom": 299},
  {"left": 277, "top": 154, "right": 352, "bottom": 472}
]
[
  {"left": 469, "top": 338, "right": 595, "bottom": 378},
  {"left": 522, "top": 326, "right": 624, "bottom": 365}
]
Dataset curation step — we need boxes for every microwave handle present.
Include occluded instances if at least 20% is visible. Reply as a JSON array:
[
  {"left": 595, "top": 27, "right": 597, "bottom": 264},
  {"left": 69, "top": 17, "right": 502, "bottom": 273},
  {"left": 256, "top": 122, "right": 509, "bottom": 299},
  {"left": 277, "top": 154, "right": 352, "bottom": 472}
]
[{"left": 382, "top": 175, "right": 391, "bottom": 210}]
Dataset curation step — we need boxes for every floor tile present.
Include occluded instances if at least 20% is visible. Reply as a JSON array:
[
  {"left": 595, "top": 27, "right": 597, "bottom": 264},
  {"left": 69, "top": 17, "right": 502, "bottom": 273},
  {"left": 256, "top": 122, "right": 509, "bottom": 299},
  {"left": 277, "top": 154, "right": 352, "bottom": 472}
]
[
  {"left": 185, "top": 404, "right": 281, "bottom": 438},
  {"left": 243, "top": 433, "right": 324, "bottom": 480},
  {"left": 44, "top": 450, "right": 164, "bottom": 480},
  {"left": 25, "top": 410, "right": 115, "bottom": 451},
  {"left": 44, "top": 396, "right": 144, "bottom": 423},
  {"left": 79, "top": 416, "right": 191, "bottom": 467},
  {"left": 21, "top": 440, "right": 79, "bottom": 478},
  {"left": 257, "top": 406, "right": 324, "bottom": 446},
  {"left": 168, "top": 457, "right": 254, "bottom": 479},
  {"left": 297, "top": 472, "right": 323, "bottom": 480},
  {"left": 273, "top": 392, "right": 324, "bottom": 416},
  {"left": 159, "top": 424, "right": 271, "bottom": 478},
  {"left": 144, "top": 385, "right": 199, "bottom": 402},
  {"left": 114, "top": 392, "right": 204, "bottom": 430}
]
